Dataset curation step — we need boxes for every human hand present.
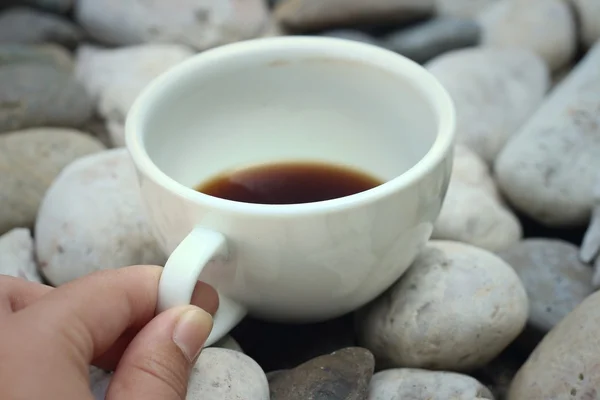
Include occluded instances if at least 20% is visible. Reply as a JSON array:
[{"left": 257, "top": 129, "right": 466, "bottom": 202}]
[{"left": 0, "top": 265, "right": 218, "bottom": 399}]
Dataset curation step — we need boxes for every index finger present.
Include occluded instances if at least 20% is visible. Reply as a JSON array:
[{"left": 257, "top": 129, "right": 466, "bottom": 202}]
[{"left": 14, "top": 265, "right": 218, "bottom": 367}]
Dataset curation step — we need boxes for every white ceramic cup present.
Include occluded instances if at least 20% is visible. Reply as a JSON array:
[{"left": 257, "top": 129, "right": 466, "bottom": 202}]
[{"left": 125, "top": 36, "right": 455, "bottom": 347}]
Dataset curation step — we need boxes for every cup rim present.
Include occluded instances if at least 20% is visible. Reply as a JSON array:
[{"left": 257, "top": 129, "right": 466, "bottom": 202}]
[{"left": 126, "top": 36, "right": 456, "bottom": 216}]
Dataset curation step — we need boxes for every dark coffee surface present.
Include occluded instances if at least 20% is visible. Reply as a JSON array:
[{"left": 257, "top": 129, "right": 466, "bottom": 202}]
[{"left": 195, "top": 161, "right": 382, "bottom": 205}]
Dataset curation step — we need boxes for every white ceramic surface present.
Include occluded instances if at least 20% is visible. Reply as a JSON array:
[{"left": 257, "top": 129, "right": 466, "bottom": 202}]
[{"left": 125, "top": 36, "right": 456, "bottom": 346}]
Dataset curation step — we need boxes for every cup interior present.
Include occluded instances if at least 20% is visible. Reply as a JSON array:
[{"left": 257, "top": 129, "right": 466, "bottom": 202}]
[{"left": 132, "top": 37, "right": 449, "bottom": 195}]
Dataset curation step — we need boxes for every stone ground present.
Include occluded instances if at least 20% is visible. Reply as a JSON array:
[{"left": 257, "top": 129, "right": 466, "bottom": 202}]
[{"left": 1, "top": 0, "right": 600, "bottom": 399}]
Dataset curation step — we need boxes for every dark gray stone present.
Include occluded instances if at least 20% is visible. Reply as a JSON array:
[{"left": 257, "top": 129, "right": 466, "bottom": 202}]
[
  {"left": 320, "top": 29, "right": 381, "bottom": 46},
  {"left": 0, "top": 7, "right": 83, "bottom": 48},
  {"left": 384, "top": 17, "right": 480, "bottom": 64},
  {"left": 26, "top": 0, "right": 73, "bottom": 13},
  {"left": 0, "top": 64, "right": 93, "bottom": 132},
  {"left": 0, "top": 44, "right": 73, "bottom": 70},
  {"left": 269, "top": 347, "right": 374, "bottom": 400}
]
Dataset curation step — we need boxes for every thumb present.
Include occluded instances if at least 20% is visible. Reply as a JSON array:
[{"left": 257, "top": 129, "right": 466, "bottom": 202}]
[{"left": 106, "top": 305, "right": 213, "bottom": 400}]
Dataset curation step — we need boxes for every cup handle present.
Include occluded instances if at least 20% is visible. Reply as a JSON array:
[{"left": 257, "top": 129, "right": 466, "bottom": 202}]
[{"left": 156, "top": 227, "right": 247, "bottom": 347}]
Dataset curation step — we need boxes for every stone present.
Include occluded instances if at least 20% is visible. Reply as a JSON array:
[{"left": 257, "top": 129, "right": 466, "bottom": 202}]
[
  {"left": 0, "top": 7, "right": 83, "bottom": 49},
  {"left": 383, "top": 17, "right": 481, "bottom": 64},
  {"left": 426, "top": 47, "right": 549, "bottom": 164},
  {"left": 75, "top": 0, "right": 269, "bottom": 51},
  {"left": 473, "top": 349, "right": 523, "bottom": 400},
  {"left": 320, "top": 30, "right": 381, "bottom": 46},
  {"left": 35, "top": 148, "right": 165, "bottom": 286},
  {"left": 434, "top": 0, "right": 498, "bottom": 18},
  {"left": 357, "top": 241, "right": 528, "bottom": 371},
  {"left": 188, "top": 348, "right": 269, "bottom": 400},
  {"left": 496, "top": 239, "right": 594, "bottom": 348},
  {"left": 275, "top": 0, "right": 435, "bottom": 32},
  {"left": 269, "top": 347, "right": 374, "bottom": 400},
  {"left": 431, "top": 145, "right": 522, "bottom": 252},
  {"left": 572, "top": 0, "right": 600, "bottom": 49},
  {"left": 75, "top": 44, "right": 195, "bottom": 147},
  {"left": 0, "top": 44, "right": 73, "bottom": 71},
  {"left": 0, "top": 128, "right": 104, "bottom": 235},
  {"left": 478, "top": 0, "right": 577, "bottom": 71},
  {"left": 0, "top": 64, "right": 93, "bottom": 133},
  {"left": 0, "top": 228, "right": 41, "bottom": 283},
  {"left": 23, "top": 0, "right": 74, "bottom": 13},
  {"left": 212, "top": 335, "right": 244, "bottom": 353},
  {"left": 508, "top": 290, "right": 600, "bottom": 400},
  {"left": 495, "top": 40, "right": 600, "bottom": 227},
  {"left": 89, "top": 367, "right": 112, "bottom": 400},
  {"left": 368, "top": 368, "right": 494, "bottom": 399}
]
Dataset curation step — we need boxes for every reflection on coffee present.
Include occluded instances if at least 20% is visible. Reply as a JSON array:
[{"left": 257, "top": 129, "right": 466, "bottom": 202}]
[{"left": 195, "top": 161, "right": 383, "bottom": 205}]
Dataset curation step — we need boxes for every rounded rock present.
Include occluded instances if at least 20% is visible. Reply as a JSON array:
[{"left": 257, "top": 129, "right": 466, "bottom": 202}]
[
  {"left": 35, "top": 148, "right": 165, "bottom": 286},
  {"left": 478, "top": 0, "right": 576, "bottom": 71},
  {"left": 508, "top": 290, "right": 600, "bottom": 399},
  {"left": 368, "top": 368, "right": 494, "bottom": 399},
  {"left": 0, "top": 228, "right": 41, "bottom": 283},
  {"left": 0, "top": 43, "right": 73, "bottom": 71},
  {"left": 434, "top": 0, "right": 498, "bottom": 18},
  {"left": 357, "top": 241, "right": 528, "bottom": 371},
  {"left": 188, "top": 348, "right": 269, "bottom": 400},
  {"left": 497, "top": 239, "right": 594, "bottom": 338},
  {"left": 0, "top": 64, "right": 93, "bottom": 133},
  {"left": 0, "top": 128, "right": 104, "bottom": 235},
  {"left": 572, "top": 0, "right": 600, "bottom": 49},
  {"left": 426, "top": 47, "right": 549, "bottom": 164}
]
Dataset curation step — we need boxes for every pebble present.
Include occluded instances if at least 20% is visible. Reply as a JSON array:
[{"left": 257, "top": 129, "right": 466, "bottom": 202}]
[
  {"left": 496, "top": 239, "right": 594, "bottom": 345},
  {"left": 75, "top": 44, "right": 195, "bottom": 147},
  {"left": 434, "top": 0, "right": 498, "bottom": 18},
  {"left": 383, "top": 17, "right": 481, "bottom": 64},
  {"left": 188, "top": 348, "right": 269, "bottom": 400},
  {"left": 495, "top": 40, "right": 600, "bottom": 227},
  {"left": 0, "top": 228, "right": 41, "bottom": 283},
  {"left": 0, "top": 128, "right": 104, "bottom": 235},
  {"left": 426, "top": 47, "right": 549, "bottom": 164},
  {"left": 432, "top": 146, "right": 522, "bottom": 252},
  {"left": 0, "top": 43, "right": 73, "bottom": 71},
  {"left": 75, "top": 0, "right": 269, "bottom": 51},
  {"left": 357, "top": 241, "right": 528, "bottom": 371},
  {"left": 35, "top": 148, "right": 166, "bottom": 286},
  {"left": 320, "top": 30, "right": 381, "bottom": 46},
  {"left": 0, "top": 63, "right": 93, "bottom": 133},
  {"left": 275, "top": 0, "right": 435, "bottom": 32},
  {"left": 508, "top": 290, "right": 600, "bottom": 399},
  {"left": 269, "top": 347, "right": 374, "bottom": 400},
  {"left": 89, "top": 367, "right": 112, "bottom": 400},
  {"left": 24, "top": 0, "right": 74, "bottom": 13},
  {"left": 0, "top": 7, "right": 83, "bottom": 48},
  {"left": 368, "top": 368, "right": 494, "bottom": 400},
  {"left": 478, "top": 0, "right": 576, "bottom": 71},
  {"left": 572, "top": 0, "right": 600, "bottom": 49}
]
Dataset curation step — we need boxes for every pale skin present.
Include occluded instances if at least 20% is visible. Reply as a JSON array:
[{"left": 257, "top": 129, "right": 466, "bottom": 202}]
[{"left": 0, "top": 265, "right": 219, "bottom": 399}]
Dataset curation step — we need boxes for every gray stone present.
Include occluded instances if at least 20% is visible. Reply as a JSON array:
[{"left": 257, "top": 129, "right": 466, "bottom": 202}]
[
  {"left": 0, "top": 7, "right": 83, "bottom": 48},
  {"left": 75, "top": 0, "right": 269, "bottom": 51},
  {"left": 495, "top": 40, "right": 600, "bottom": 227},
  {"left": 22, "top": 0, "right": 74, "bottom": 13},
  {"left": 0, "top": 128, "right": 104, "bottom": 235},
  {"left": 384, "top": 17, "right": 480, "bottom": 64},
  {"left": 188, "top": 348, "right": 269, "bottom": 400},
  {"left": 426, "top": 47, "right": 549, "bottom": 164},
  {"left": 0, "top": 228, "right": 41, "bottom": 283},
  {"left": 508, "top": 291, "right": 600, "bottom": 399},
  {"left": 275, "top": 0, "right": 435, "bottom": 32},
  {"left": 320, "top": 30, "right": 381, "bottom": 46},
  {"left": 0, "top": 44, "right": 73, "bottom": 70},
  {"left": 434, "top": 0, "right": 498, "bottom": 18},
  {"left": 357, "top": 241, "right": 528, "bottom": 371},
  {"left": 0, "top": 64, "right": 93, "bottom": 133},
  {"left": 478, "top": 0, "right": 577, "bottom": 71},
  {"left": 497, "top": 239, "right": 594, "bottom": 347},
  {"left": 368, "top": 369, "right": 494, "bottom": 400},
  {"left": 572, "top": 0, "right": 600, "bottom": 49},
  {"left": 35, "top": 148, "right": 166, "bottom": 286},
  {"left": 269, "top": 347, "right": 374, "bottom": 400}
]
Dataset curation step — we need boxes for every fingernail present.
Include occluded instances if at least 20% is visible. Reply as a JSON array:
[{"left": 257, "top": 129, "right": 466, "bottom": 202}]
[{"left": 173, "top": 306, "right": 213, "bottom": 363}]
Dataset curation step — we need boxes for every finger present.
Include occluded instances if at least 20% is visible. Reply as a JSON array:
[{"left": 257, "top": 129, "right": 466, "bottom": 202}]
[
  {"left": 0, "top": 275, "right": 53, "bottom": 314},
  {"left": 15, "top": 265, "right": 218, "bottom": 370},
  {"left": 106, "top": 305, "right": 212, "bottom": 400},
  {"left": 94, "top": 280, "right": 218, "bottom": 371}
]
